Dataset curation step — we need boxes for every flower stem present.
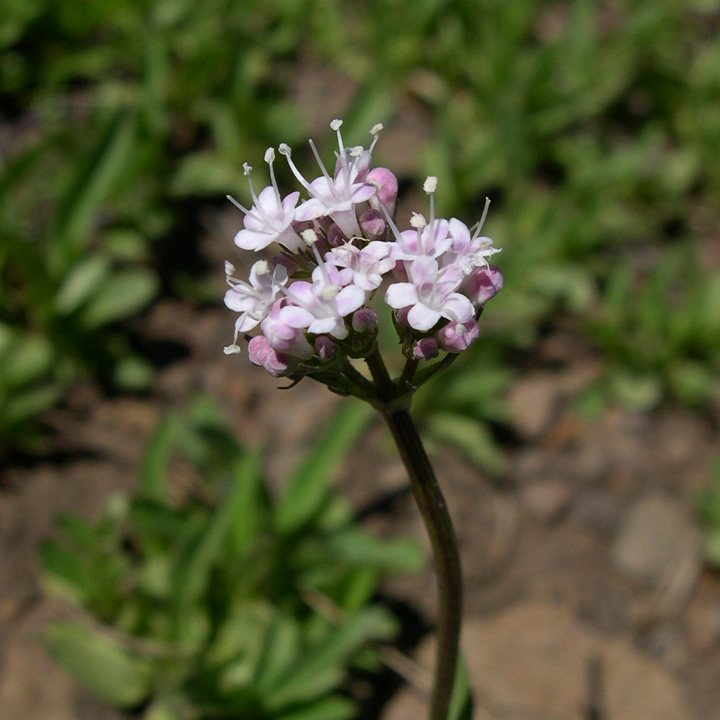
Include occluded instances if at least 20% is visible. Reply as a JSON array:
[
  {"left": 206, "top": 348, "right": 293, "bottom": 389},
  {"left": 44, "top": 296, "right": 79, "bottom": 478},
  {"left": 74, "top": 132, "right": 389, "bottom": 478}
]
[
  {"left": 381, "top": 407, "right": 462, "bottom": 720},
  {"left": 363, "top": 345, "right": 463, "bottom": 719}
]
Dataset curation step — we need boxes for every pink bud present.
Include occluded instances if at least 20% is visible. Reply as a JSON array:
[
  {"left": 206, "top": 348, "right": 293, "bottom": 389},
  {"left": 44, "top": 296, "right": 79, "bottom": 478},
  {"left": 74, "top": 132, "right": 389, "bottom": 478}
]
[
  {"left": 465, "top": 265, "right": 503, "bottom": 306},
  {"left": 367, "top": 167, "right": 399, "bottom": 212},
  {"left": 326, "top": 223, "right": 346, "bottom": 247},
  {"left": 359, "top": 209, "right": 386, "bottom": 239},
  {"left": 248, "top": 335, "right": 291, "bottom": 377},
  {"left": 413, "top": 338, "right": 439, "bottom": 360},
  {"left": 436, "top": 320, "right": 480, "bottom": 354},
  {"left": 395, "top": 306, "right": 411, "bottom": 327},
  {"left": 351, "top": 308, "right": 378, "bottom": 333},
  {"left": 271, "top": 254, "right": 298, "bottom": 277},
  {"left": 314, "top": 335, "right": 338, "bottom": 360}
]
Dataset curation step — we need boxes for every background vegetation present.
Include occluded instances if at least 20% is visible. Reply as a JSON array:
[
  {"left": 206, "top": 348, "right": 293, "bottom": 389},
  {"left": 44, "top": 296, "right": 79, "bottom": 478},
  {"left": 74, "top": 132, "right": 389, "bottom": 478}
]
[{"left": 3, "top": 0, "right": 720, "bottom": 715}]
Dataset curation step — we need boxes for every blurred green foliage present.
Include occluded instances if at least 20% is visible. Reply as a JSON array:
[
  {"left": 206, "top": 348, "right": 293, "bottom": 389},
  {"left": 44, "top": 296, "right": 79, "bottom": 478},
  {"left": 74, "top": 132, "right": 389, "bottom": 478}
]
[
  {"left": 697, "top": 456, "right": 720, "bottom": 570},
  {"left": 41, "top": 397, "right": 424, "bottom": 719},
  {"left": 3, "top": 0, "right": 720, "bottom": 451}
]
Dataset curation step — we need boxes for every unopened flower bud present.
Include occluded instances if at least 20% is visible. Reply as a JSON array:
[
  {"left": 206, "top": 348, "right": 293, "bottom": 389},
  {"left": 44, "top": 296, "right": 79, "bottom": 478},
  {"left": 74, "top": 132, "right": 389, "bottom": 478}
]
[
  {"left": 395, "top": 306, "right": 411, "bottom": 327},
  {"left": 248, "top": 335, "right": 291, "bottom": 377},
  {"left": 315, "top": 335, "right": 338, "bottom": 361},
  {"left": 413, "top": 338, "right": 439, "bottom": 361},
  {"left": 465, "top": 265, "right": 504, "bottom": 307},
  {"left": 367, "top": 167, "right": 398, "bottom": 212},
  {"left": 271, "top": 254, "right": 298, "bottom": 277},
  {"left": 326, "top": 223, "right": 346, "bottom": 247},
  {"left": 359, "top": 209, "right": 386, "bottom": 239},
  {"left": 352, "top": 308, "right": 378, "bottom": 333},
  {"left": 436, "top": 320, "right": 480, "bottom": 354}
]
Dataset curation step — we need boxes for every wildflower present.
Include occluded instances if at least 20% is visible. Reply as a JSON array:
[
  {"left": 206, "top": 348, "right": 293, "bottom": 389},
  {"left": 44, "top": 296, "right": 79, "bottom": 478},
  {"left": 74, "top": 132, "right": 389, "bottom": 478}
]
[
  {"left": 260, "top": 299, "right": 314, "bottom": 359},
  {"left": 366, "top": 167, "right": 399, "bottom": 213},
  {"left": 326, "top": 241, "right": 395, "bottom": 292},
  {"left": 444, "top": 200, "right": 500, "bottom": 273},
  {"left": 232, "top": 150, "right": 304, "bottom": 253},
  {"left": 247, "top": 335, "right": 292, "bottom": 377},
  {"left": 223, "top": 260, "right": 288, "bottom": 354},
  {"left": 385, "top": 255, "right": 474, "bottom": 332},
  {"left": 436, "top": 320, "right": 480, "bottom": 353},
  {"left": 279, "top": 120, "right": 378, "bottom": 239},
  {"left": 463, "top": 264, "right": 504, "bottom": 308},
  {"left": 413, "top": 337, "right": 440, "bottom": 361},
  {"left": 386, "top": 178, "right": 452, "bottom": 264}
]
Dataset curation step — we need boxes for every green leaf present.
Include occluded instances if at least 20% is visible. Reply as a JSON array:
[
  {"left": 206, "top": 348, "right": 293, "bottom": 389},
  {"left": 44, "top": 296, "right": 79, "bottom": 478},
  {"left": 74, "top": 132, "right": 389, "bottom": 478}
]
[
  {"left": 79, "top": 267, "right": 158, "bottom": 328},
  {"left": 2, "top": 335, "right": 54, "bottom": 387},
  {"left": 139, "top": 413, "right": 183, "bottom": 501},
  {"left": 253, "top": 612, "right": 301, "bottom": 693},
  {"left": 274, "top": 401, "right": 373, "bottom": 535},
  {"left": 54, "top": 111, "right": 136, "bottom": 259},
  {"left": 113, "top": 355, "right": 154, "bottom": 391},
  {"left": 2, "top": 384, "right": 62, "bottom": 424},
  {"left": 426, "top": 413, "right": 507, "bottom": 476},
  {"left": 266, "top": 607, "right": 396, "bottom": 710},
  {"left": 171, "top": 449, "right": 263, "bottom": 636},
  {"left": 54, "top": 255, "right": 111, "bottom": 315},
  {"left": 448, "top": 654, "right": 475, "bottom": 720},
  {"left": 39, "top": 541, "right": 96, "bottom": 605},
  {"left": 275, "top": 695, "right": 356, "bottom": 720},
  {"left": 46, "top": 622, "right": 153, "bottom": 709},
  {"left": 326, "top": 529, "right": 425, "bottom": 574}
]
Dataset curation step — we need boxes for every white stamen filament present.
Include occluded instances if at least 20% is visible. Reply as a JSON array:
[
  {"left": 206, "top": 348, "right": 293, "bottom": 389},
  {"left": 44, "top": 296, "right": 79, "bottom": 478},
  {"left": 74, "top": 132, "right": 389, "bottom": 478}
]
[
  {"left": 368, "top": 123, "right": 383, "bottom": 154},
  {"left": 264, "top": 147, "right": 284, "bottom": 210},
  {"left": 278, "top": 143, "right": 313, "bottom": 194},
  {"left": 330, "top": 119, "right": 351, "bottom": 187},
  {"left": 307, "top": 138, "right": 341, "bottom": 203},
  {"left": 227, "top": 194, "right": 249, "bottom": 215},
  {"left": 471, "top": 197, "right": 491, "bottom": 240},
  {"left": 242, "top": 162, "right": 276, "bottom": 227}
]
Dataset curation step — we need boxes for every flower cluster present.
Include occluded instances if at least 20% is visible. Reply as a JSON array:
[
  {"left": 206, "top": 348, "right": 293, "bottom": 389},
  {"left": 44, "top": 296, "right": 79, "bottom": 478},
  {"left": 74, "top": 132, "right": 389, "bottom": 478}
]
[{"left": 224, "top": 120, "right": 502, "bottom": 390}]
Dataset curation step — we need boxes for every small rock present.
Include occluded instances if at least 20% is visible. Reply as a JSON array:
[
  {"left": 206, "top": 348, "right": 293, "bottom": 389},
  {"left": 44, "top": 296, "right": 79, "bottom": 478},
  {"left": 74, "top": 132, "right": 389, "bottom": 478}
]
[
  {"left": 612, "top": 492, "right": 702, "bottom": 590},
  {"left": 520, "top": 479, "right": 573, "bottom": 523},
  {"left": 383, "top": 603, "right": 693, "bottom": 720},
  {"left": 506, "top": 374, "right": 560, "bottom": 440},
  {"left": 685, "top": 595, "right": 720, "bottom": 653}
]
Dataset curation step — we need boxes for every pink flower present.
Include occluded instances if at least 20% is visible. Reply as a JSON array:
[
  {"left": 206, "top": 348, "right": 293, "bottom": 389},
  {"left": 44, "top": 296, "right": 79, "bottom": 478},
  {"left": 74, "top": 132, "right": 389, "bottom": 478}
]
[
  {"left": 444, "top": 215, "right": 501, "bottom": 273},
  {"left": 232, "top": 150, "right": 304, "bottom": 253},
  {"left": 463, "top": 264, "right": 504, "bottom": 307},
  {"left": 279, "top": 120, "right": 378, "bottom": 239},
  {"left": 385, "top": 256, "right": 474, "bottom": 332},
  {"left": 413, "top": 337, "right": 439, "bottom": 360},
  {"left": 325, "top": 241, "right": 395, "bottom": 292},
  {"left": 261, "top": 299, "right": 314, "bottom": 359},
  {"left": 224, "top": 260, "right": 287, "bottom": 333},
  {"left": 366, "top": 167, "right": 398, "bottom": 213},
  {"left": 436, "top": 320, "right": 480, "bottom": 353},
  {"left": 247, "top": 335, "right": 292, "bottom": 377}
]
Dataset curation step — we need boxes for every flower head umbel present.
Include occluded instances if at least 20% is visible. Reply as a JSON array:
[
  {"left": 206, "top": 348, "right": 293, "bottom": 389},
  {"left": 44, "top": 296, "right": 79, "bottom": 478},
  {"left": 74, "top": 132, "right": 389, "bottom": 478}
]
[
  {"left": 221, "top": 120, "right": 506, "bottom": 720},
  {"left": 223, "top": 120, "right": 503, "bottom": 393}
]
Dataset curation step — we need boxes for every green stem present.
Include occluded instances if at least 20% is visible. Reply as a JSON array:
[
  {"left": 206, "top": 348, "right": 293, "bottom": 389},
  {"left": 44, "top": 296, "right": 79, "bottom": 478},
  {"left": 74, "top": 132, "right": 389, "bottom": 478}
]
[
  {"left": 382, "top": 408, "right": 462, "bottom": 720},
  {"left": 364, "top": 345, "right": 462, "bottom": 720}
]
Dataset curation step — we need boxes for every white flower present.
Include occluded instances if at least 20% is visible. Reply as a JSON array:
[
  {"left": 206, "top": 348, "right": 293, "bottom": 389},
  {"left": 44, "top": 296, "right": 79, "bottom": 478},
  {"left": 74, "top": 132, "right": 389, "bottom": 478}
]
[
  {"left": 278, "top": 120, "right": 378, "bottom": 239},
  {"left": 223, "top": 260, "right": 288, "bottom": 353},
  {"left": 232, "top": 150, "right": 304, "bottom": 253},
  {"left": 280, "top": 244, "right": 367, "bottom": 339},
  {"left": 325, "top": 241, "right": 395, "bottom": 292},
  {"left": 385, "top": 256, "right": 474, "bottom": 332}
]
